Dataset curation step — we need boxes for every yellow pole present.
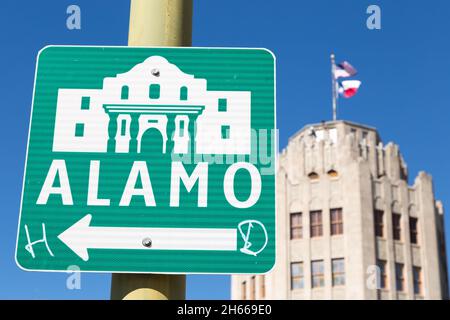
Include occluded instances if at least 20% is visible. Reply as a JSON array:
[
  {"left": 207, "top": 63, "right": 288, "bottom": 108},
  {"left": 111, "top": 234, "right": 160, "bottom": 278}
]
[
  {"left": 128, "top": 0, "right": 192, "bottom": 47},
  {"left": 111, "top": 273, "right": 186, "bottom": 300},
  {"left": 110, "top": 0, "right": 192, "bottom": 300}
]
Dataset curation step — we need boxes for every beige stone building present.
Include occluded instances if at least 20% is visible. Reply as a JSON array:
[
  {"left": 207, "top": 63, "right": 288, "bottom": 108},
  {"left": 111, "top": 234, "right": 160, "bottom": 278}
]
[{"left": 232, "top": 120, "right": 448, "bottom": 300}]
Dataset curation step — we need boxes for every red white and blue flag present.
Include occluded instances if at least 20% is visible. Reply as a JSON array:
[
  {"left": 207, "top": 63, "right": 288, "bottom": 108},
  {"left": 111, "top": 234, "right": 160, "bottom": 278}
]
[{"left": 334, "top": 61, "right": 357, "bottom": 79}]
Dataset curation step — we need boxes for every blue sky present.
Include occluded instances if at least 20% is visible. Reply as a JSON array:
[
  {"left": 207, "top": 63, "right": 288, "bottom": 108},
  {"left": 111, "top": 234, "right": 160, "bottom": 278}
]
[{"left": 0, "top": 0, "right": 449, "bottom": 299}]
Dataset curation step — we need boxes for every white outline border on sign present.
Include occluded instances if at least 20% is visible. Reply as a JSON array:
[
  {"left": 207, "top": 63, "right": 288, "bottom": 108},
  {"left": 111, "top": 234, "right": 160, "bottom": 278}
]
[{"left": 14, "top": 45, "right": 278, "bottom": 275}]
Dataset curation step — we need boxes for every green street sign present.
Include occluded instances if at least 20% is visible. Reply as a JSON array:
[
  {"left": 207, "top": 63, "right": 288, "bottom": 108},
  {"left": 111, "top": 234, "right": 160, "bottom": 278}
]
[{"left": 15, "top": 46, "right": 276, "bottom": 274}]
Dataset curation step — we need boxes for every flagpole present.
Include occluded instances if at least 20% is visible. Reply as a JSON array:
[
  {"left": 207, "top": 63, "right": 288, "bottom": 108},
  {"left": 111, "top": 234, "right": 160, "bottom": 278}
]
[{"left": 331, "top": 53, "right": 337, "bottom": 121}]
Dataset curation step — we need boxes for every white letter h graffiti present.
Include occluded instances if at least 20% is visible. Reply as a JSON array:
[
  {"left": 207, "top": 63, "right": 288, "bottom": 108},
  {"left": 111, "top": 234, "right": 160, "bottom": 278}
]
[{"left": 24, "top": 223, "right": 54, "bottom": 259}]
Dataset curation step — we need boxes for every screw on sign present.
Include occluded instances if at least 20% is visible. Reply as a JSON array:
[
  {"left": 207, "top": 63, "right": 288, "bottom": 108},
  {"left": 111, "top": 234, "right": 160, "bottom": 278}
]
[
  {"left": 16, "top": 46, "right": 276, "bottom": 274},
  {"left": 142, "top": 238, "right": 152, "bottom": 248}
]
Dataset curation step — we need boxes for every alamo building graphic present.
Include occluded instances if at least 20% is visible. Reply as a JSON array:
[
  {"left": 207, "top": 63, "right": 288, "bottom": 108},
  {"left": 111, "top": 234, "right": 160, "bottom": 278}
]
[{"left": 52, "top": 56, "right": 251, "bottom": 155}]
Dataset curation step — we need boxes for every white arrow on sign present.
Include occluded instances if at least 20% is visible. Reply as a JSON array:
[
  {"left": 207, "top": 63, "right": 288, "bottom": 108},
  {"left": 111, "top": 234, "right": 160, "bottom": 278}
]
[{"left": 58, "top": 214, "right": 238, "bottom": 261}]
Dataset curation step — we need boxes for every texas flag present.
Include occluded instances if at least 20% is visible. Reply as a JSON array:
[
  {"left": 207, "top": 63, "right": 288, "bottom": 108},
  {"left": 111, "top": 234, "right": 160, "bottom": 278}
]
[{"left": 338, "top": 80, "right": 361, "bottom": 98}]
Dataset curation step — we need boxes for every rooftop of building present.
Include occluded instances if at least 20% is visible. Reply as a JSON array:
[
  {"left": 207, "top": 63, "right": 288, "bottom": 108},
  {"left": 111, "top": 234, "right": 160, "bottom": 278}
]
[{"left": 289, "top": 120, "right": 381, "bottom": 143}]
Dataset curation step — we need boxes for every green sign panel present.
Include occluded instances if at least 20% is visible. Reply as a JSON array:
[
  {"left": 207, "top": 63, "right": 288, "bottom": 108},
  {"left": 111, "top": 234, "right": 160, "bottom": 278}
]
[{"left": 16, "top": 46, "right": 276, "bottom": 274}]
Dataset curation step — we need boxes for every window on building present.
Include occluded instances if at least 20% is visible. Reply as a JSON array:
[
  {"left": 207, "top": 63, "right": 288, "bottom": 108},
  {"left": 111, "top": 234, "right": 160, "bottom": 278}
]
[
  {"left": 149, "top": 84, "right": 160, "bottom": 99},
  {"left": 120, "top": 119, "right": 127, "bottom": 136},
  {"left": 81, "top": 96, "right": 90, "bottom": 110},
  {"left": 291, "top": 262, "right": 304, "bottom": 289},
  {"left": 362, "top": 131, "right": 368, "bottom": 140},
  {"left": 310, "top": 211, "right": 323, "bottom": 237},
  {"left": 374, "top": 210, "right": 384, "bottom": 237},
  {"left": 413, "top": 266, "right": 423, "bottom": 295},
  {"left": 241, "top": 281, "right": 246, "bottom": 300},
  {"left": 180, "top": 86, "right": 188, "bottom": 100},
  {"left": 290, "top": 212, "right": 303, "bottom": 239},
  {"left": 260, "top": 275, "right": 266, "bottom": 299},
  {"left": 395, "top": 263, "right": 405, "bottom": 292},
  {"left": 327, "top": 169, "right": 338, "bottom": 178},
  {"left": 218, "top": 98, "right": 227, "bottom": 112},
  {"left": 250, "top": 276, "right": 256, "bottom": 300},
  {"left": 75, "top": 123, "right": 84, "bottom": 137},
  {"left": 308, "top": 172, "right": 319, "bottom": 180},
  {"left": 311, "top": 260, "right": 325, "bottom": 288},
  {"left": 121, "top": 86, "right": 129, "bottom": 100},
  {"left": 330, "top": 208, "right": 343, "bottom": 235},
  {"left": 221, "top": 125, "right": 230, "bottom": 139},
  {"left": 393, "top": 213, "right": 402, "bottom": 241},
  {"left": 377, "top": 260, "right": 388, "bottom": 289},
  {"left": 332, "top": 258, "right": 345, "bottom": 286},
  {"left": 409, "top": 217, "right": 419, "bottom": 245}
]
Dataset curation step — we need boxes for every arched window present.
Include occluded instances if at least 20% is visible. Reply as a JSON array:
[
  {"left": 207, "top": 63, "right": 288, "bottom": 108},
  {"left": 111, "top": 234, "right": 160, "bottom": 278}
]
[
  {"left": 327, "top": 169, "right": 338, "bottom": 178},
  {"left": 308, "top": 172, "right": 319, "bottom": 180},
  {"left": 121, "top": 85, "right": 129, "bottom": 99},
  {"left": 180, "top": 86, "right": 188, "bottom": 101}
]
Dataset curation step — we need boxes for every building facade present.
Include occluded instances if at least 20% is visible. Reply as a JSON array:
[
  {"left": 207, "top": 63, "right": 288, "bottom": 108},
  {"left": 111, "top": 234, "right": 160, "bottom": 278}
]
[{"left": 232, "top": 120, "right": 449, "bottom": 300}]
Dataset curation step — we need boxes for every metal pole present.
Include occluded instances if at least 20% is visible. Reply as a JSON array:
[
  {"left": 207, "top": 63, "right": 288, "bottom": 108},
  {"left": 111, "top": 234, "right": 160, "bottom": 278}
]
[
  {"left": 111, "top": 273, "right": 186, "bottom": 300},
  {"left": 331, "top": 53, "right": 337, "bottom": 121},
  {"left": 128, "top": 0, "right": 192, "bottom": 47},
  {"left": 110, "top": 0, "right": 192, "bottom": 300}
]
